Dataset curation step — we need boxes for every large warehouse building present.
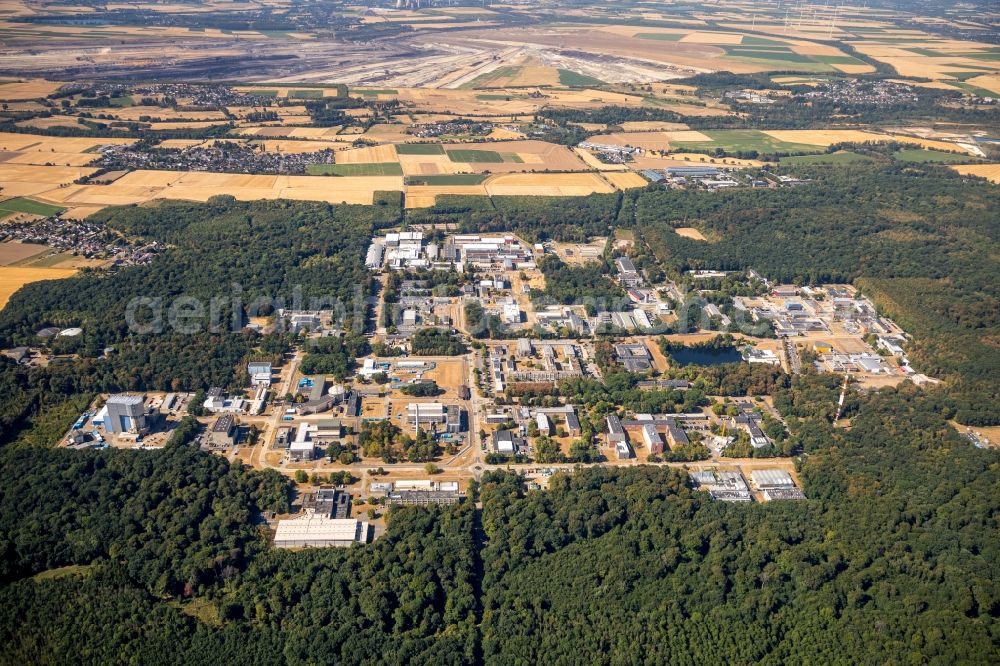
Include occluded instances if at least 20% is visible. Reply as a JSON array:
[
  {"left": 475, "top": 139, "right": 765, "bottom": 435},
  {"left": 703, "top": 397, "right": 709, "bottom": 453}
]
[{"left": 273, "top": 514, "right": 370, "bottom": 548}]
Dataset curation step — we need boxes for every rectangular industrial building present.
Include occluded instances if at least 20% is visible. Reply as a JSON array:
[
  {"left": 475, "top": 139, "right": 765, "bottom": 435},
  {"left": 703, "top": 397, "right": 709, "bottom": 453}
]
[
  {"left": 209, "top": 414, "right": 235, "bottom": 448},
  {"left": 274, "top": 515, "right": 369, "bottom": 548},
  {"left": 751, "top": 469, "right": 795, "bottom": 489},
  {"left": 385, "top": 490, "right": 462, "bottom": 506}
]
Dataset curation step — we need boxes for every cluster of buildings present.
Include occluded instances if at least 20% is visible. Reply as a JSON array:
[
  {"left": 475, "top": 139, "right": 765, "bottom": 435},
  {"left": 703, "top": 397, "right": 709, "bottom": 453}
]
[
  {"left": 0, "top": 216, "right": 162, "bottom": 266},
  {"left": 97, "top": 143, "right": 336, "bottom": 176},
  {"left": 274, "top": 485, "right": 367, "bottom": 549},
  {"left": 366, "top": 232, "right": 536, "bottom": 272},
  {"left": 488, "top": 341, "right": 586, "bottom": 392},
  {"left": 406, "top": 121, "right": 493, "bottom": 138},
  {"left": 691, "top": 468, "right": 805, "bottom": 502},
  {"left": 368, "top": 479, "right": 463, "bottom": 506}
]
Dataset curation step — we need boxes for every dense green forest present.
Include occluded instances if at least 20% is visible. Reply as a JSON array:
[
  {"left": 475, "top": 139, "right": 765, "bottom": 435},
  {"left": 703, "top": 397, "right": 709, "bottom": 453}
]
[
  {"left": 480, "top": 388, "right": 1000, "bottom": 663},
  {"left": 2, "top": 383, "right": 998, "bottom": 663}
]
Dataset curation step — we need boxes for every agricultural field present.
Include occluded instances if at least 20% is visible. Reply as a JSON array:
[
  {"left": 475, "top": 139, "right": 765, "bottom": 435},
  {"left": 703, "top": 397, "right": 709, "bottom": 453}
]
[
  {"left": 0, "top": 197, "right": 65, "bottom": 218},
  {"left": 780, "top": 151, "right": 874, "bottom": 165},
  {"left": 950, "top": 164, "right": 1000, "bottom": 184},
  {"left": 0, "top": 265, "right": 78, "bottom": 308},
  {"left": 0, "top": 241, "right": 48, "bottom": 265},
  {"left": 306, "top": 163, "right": 404, "bottom": 176}
]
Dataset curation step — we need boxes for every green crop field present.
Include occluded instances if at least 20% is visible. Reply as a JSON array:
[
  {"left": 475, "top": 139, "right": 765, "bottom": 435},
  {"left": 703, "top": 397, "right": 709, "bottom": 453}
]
[
  {"left": 674, "top": 130, "right": 823, "bottom": 155},
  {"left": 0, "top": 197, "right": 65, "bottom": 217},
  {"left": 558, "top": 69, "right": 604, "bottom": 87},
  {"left": 109, "top": 95, "right": 134, "bottom": 107},
  {"left": 356, "top": 89, "right": 398, "bottom": 96},
  {"left": 306, "top": 163, "right": 403, "bottom": 176},
  {"left": 447, "top": 149, "right": 504, "bottom": 163},
  {"left": 892, "top": 148, "right": 975, "bottom": 164},
  {"left": 289, "top": 89, "right": 324, "bottom": 99},
  {"left": 636, "top": 33, "right": 684, "bottom": 41},
  {"left": 396, "top": 143, "right": 445, "bottom": 155},
  {"left": 781, "top": 151, "right": 873, "bottom": 165},
  {"left": 406, "top": 174, "right": 488, "bottom": 186}
]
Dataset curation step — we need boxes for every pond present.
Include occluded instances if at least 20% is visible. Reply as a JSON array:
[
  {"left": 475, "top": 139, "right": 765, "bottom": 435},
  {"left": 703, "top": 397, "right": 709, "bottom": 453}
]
[{"left": 667, "top": 346, "right": 743, "bottom": 366}]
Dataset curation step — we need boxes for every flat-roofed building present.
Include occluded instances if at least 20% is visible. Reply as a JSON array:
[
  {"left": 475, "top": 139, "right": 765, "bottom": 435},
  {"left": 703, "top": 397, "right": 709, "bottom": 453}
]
[
  {"left": 642, "top": 423, "right": 664, "bottom": 454},
  {"left": 385, "top": 490, "right": 462, "bottom": 506},
  {"left": 615, "top": 441, "right": 633, "bottom": 460},
  {"left": 606, "top": 414, "right": 626, "bottom": 444},
  {"left": 751, "top": 469, "right": 795, "bottom": 489},
  {"left": 535, "top": 412, "right": 551, "bottom": 436},
  {"left": 664, "top": 420, "right": 689, "bottom": 448},
  {"left": 209, "top": 414, "right": 236, "bottom": 448},
  {"left": 274, "top": 515, "right": 370, "bottom": 548},
  {"left": 248, "top": 361, "right": 272, "bottom": 387}
]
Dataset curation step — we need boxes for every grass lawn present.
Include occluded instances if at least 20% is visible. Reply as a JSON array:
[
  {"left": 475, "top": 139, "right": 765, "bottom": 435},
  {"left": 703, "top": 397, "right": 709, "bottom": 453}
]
[
  {"left": 109, "top": 95, "right": 134, "bottom": 107},
  {"left": 636, "top": 33, "right": 684, "bottom": 41},
  {"left": 477, "top": 94, "right": 516, "bottom": 101},
  {"left": 0, "top": 197, "right": 65, "bottom": 217},
  {"left": 893, "top": 148, "right": 975, "bottom": 164},
  {"left": 948, "top": 81, "right": 997, "bottom": 98},
  {"left": 558, "top": 69, "right": 604, "bottom": 87},
  {"left": 396, "top": 143, "right": 445, "bottom": 155},
  {"left": 781, "top": 151, "right": 873, "bottom": 165},
  {"left": 459, "top": 66, "right": 521, "bottom": 89},
  {"left": 289, "top": 89, "right": 324, "bottom": 99},
  {"left": 306, "top": 162, "right": 403, "bottom": 176},
  {"left": 447, "top": 149, "right": 504, "bottom": 163},
  {"left": 406, "top": 174, "right": 488, "bottom": 186},
  {"left": 674, "top": 130, "right": 823, "bottom": 155},
  {"left": 250, "top": 90, "right": 278, "bottom": 98},
  {"left": 32, "top": 565, "right": 93, "bottom": 582}
]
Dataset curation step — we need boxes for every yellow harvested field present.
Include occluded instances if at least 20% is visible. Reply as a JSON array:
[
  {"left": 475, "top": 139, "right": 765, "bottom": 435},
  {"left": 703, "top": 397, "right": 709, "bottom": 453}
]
[
  {"left": 967, "top": 74, "right": 1000, "bottom": 96},
  {"left": 0, "top": 266, "right": 79, "bottom": 309},
  {"left": 111, "top": 107, "right": 228, "bottom": 121},
  {"left": 0, "top": 80, "right": 64, "bottom": 100},
  {"left": 40, "top": 169, "right": 404, "bottom": 206},
  {"left": 620, "top": 121, "right": 689, "bottom": 131},
  {"left": 157, "top": 139, "right": 207, "bottom": 149},
  {"left": 484, "top": 172, "right": 614, "bottom": 196},
  {"left": 950, "top": 164, "right": 1000, "bottom": 184},
  {"left": 588, "top": 132, "right": 671, "bottom": 151},
  {"left": 405, "top": 185, "right": 488, "bottom": 208},
  {"left": 399, "top": 154, "right": 464, "bottom": 176},
  {"left": 336, "top": 144, "right": 398, "bottom": 163},
  {"left": 679, "top": 32, "right": 744, "bottom": 44},
  {"left": 0, "top": 133, "right": 132, "bottom": 153},
  {"left": 674, "top": 227, "right": 707, "bottom": 240},
  {"left": 61, "top": 205, "right": 105, "bottom": 220},
  {"left": 2, "top": 152, "right": 97, "bottom": 167},
  {"left": 762, "top": 130, "right": 973, "bottom": 153},
  {"left": 0, "top": 164, "right": 96, "bottom": 198},
  {"left": 487, "top": 127, "right": 526, "bottom": 140},
  {"left": 833, "top": 64, "right": 877, "bottom": 74},
  {"left": 603, "top": 172, "right": 648, "bottom": 190}
]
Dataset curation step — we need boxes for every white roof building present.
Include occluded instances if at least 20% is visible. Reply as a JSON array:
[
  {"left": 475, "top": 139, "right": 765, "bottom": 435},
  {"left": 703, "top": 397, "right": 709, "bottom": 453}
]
[
  {"left": 274, "top": 515, "right": 369, "bottom": 548},
  {"left": 751, "top": 469, "right": 795, "bottom": 488}
]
